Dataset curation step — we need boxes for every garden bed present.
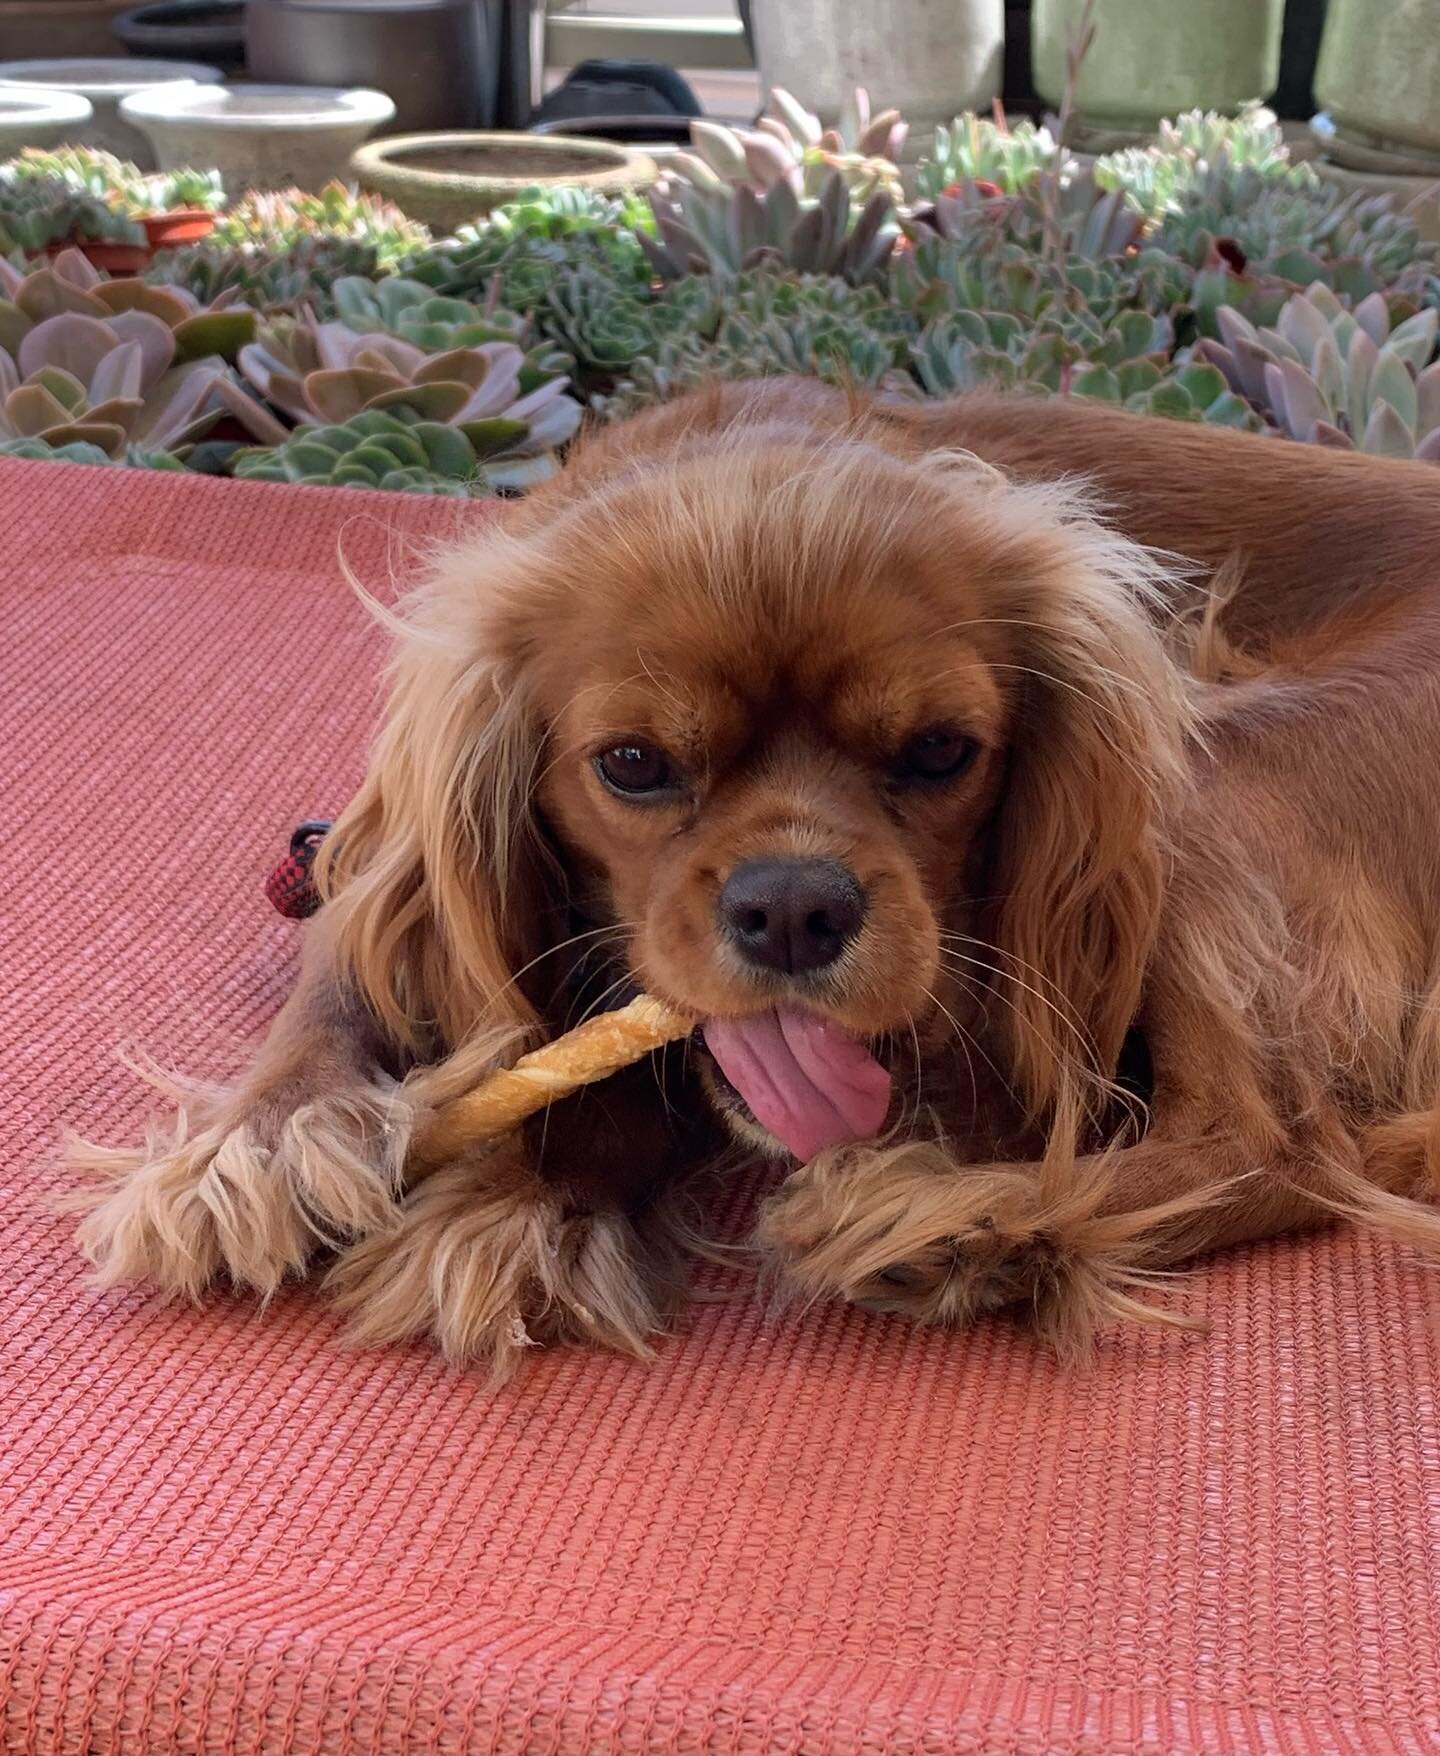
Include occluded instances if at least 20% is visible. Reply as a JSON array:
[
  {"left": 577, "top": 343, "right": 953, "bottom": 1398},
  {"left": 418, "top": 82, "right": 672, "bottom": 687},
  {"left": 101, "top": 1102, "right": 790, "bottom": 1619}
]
[{"left": 1, "top": 96, "right": 1438, "bottom": 497}]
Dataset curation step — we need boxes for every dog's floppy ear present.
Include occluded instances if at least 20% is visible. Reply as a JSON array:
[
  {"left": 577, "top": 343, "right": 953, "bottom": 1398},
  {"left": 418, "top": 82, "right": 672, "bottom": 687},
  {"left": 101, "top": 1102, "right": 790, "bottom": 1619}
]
[
  {"left": 981, "top": 485, "right": 1191, "bottom": 1122},
  {"left": 316, "top": 539, "right": 562, "bottom": 1071}
]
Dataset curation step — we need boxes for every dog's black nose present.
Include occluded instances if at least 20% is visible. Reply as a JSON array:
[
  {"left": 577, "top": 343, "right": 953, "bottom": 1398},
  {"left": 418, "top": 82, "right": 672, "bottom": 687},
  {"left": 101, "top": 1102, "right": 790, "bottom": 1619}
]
[{"left": 719, "top": 857, "right": 866, "bottom": 975}]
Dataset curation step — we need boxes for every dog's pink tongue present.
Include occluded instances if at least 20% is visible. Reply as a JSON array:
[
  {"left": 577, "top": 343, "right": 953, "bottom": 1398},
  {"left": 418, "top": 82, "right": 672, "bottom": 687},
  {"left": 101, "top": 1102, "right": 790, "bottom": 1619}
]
[{"left": 704, "top": 1006, "right": 891, "bottom": 1162}]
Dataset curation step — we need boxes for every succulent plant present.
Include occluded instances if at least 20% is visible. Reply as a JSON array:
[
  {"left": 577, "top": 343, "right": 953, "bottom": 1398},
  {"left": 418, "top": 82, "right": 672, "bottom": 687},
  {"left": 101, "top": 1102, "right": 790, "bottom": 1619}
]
[
  {"left": 0, "top": 168, "right": 143, "bottom": 254},
  {"left": 151, "top": 185, "right": 431, "bottom": 314},
  {"left": 404, "top": 185, "right": 654, "bottom": 307},
  {"left": 237, "top": 320, "right": 579, "bottom": 486},
  {"left": 916, "top": 114, "right": 1065, "bottom": 200},
  {"left": 670, "top": 87, "right": 906, "bottom": 202},
  {"left": 0, "top": 247, "right": 255, "bottom": 363},
  {"left": 134, "top": 165, "right": 226, "bottom": 216},
  {"left": 540, "top": 270, "right": 677, "bottom": 379},
  {"left": 1153, "top": 174, "right": 1431, "bottom": 288},
  {"left": 327, "top": 272, "right": 569, "bottom": 390},
  {"left": 0, "top": 303, "right": 275, "bottom": 457},
  {"left": 1077, "top": 358, "right": 1257, "bottom": 428},
  {"left": 209, "top": 183, "right": 430, "bottom": 268},
  {"left": 891, "top": 227, "right": 1191, "bottom": 343},
  {"left": 1197, "top": 281, "right": 1440, "bottom": 458},
  {"left": 6, "top": 147, "right": 224, "bottom": 217},
  {"left": 0, "top": 433, "right": 186, "bottom": 468},
  {"left": 231, "top": 407, "right": 488, "bottom": 495},
  {"left": 1095, "top": 106, "right": 1306, "bottom": 218},
  {"left": 602, "top": 270, "right": 914, "bottom": 414},
  {"left": 643, "top": 169, "right": 897, "bottom": 285},
  {"left": 330, "top": 274, "right": 524, "bottom": 349},
  {"left": 911, "top": 303, "right": 1170, "bottom": 396},
  {"left": 906, "top": 169, "right": 1147, "bottom": 270},
  {"left": 148, "top": 236, "right": 385, "bottom": 313}
]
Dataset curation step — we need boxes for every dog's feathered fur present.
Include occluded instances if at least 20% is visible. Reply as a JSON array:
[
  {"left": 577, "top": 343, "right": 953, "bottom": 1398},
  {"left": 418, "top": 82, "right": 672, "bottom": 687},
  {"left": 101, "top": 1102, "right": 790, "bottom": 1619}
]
[{"left": 70, "top": 380, "right": 1440, "bottom": 1375}]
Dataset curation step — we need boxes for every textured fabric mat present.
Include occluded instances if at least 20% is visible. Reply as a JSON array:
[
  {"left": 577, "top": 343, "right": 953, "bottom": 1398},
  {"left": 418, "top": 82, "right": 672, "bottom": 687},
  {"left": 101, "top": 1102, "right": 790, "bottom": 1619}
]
[{"left": 2, "top": 458, "right": 1439, "bottom": 1756}]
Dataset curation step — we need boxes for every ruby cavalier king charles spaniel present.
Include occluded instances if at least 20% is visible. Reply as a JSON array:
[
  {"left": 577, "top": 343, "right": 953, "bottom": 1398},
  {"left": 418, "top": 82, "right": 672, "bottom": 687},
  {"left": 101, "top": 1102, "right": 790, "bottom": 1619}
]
[{"left": 72, "top": 378, "right": 1440, "bottom": 1376}]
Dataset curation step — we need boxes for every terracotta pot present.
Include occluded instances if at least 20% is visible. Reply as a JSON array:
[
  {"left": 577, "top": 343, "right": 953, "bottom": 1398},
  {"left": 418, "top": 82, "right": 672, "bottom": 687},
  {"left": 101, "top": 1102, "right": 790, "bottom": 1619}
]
[
  {"left": 1033, "top": 0, "right": 1283, "bottom": 142},
  {"left": 120, "top": 80, "right": 396, "bottom": 194},
  {"left": 50, "top": 237, "right": 152, "bottom": 272},
  {"left": 751, "top": 0, "right": 1003, "bottom": 138},
  {"left": 350, "top": 129, "right": 658, "bottom": 230},
  {"left": 246, "top": 0, "right": 495, "bottom": 134},
  {"left": 1314, "top": 0, "right": 1440, "bottom": 171},
  {"left": 141, "top": 207, "right": 217, "bottom": 248}
]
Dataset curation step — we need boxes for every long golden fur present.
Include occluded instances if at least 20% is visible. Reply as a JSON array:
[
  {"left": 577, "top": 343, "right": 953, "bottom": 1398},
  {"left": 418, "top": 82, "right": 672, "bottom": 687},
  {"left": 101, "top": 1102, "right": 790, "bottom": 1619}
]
[{"left": 70, "top": 378, "right": 1440, "bottom": 1376}]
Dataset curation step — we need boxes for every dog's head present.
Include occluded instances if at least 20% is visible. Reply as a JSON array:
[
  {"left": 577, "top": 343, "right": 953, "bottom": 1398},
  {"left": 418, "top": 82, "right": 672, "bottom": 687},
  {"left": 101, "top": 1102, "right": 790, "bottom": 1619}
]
[{"left": 323, "top": 406, "right": 1189, "bottom": 1157}]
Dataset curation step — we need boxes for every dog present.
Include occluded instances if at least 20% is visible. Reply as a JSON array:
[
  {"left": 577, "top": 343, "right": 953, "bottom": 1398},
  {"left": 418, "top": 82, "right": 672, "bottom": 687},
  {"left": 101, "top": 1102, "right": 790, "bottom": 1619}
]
[{"left": 70, "top": 378, "right": 1440, "bottom": 1375}]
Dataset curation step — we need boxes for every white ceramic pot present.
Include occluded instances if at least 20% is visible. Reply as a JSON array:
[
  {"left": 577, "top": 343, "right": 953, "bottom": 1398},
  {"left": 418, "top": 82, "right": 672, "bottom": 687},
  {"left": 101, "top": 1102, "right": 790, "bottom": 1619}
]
[
  {"left": 0, "top": 57, "right": 220, "bottom": 165},
  {"left": 120, "top": 81, "right": 396, "bottom": 194},
  {"left": 751, "top": 0, "right": 1003, "bottom": 139},
  {"left": 0, "top": 84, "right": 93, "bottom": 154}
]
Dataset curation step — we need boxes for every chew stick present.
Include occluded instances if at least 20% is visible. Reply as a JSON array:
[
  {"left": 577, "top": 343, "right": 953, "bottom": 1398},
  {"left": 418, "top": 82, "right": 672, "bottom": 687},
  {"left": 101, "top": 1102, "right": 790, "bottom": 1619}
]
[{"left": 408, "top": 994, "right": 694, "bottom": 1171}]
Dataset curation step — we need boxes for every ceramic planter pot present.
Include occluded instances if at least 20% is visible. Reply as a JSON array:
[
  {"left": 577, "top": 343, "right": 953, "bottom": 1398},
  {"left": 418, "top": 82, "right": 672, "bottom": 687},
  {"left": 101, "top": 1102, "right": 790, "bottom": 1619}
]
[
  {"left": 350, "top": 130, "right": 658, "bottom": 229},
  {"left": 246, "top": 0, "right": 495, "bottom": 134},
  {"left": 1314, "top": 0, "right": 1440, "bottom": 171},
  {"left": 1312, "top": 157, "right": 1440, "bottom": 243},
  {"left": 112, "top": 1, "right": 248, "bottom": 73},
  {"left": 1032, "top": 0, "right": 1283, "bottom": 142},
  {"left": 120, "top": 81, "right": 396, "bottom": 193},
  {"left": 0, "top": 85, "right": 93, "bottom": 153},
  {"left": 0, "top": 56, "right": 221, "bottom": 164},
  {"left": 751, "top": 0, "right": 1003, "bottom": 138},
  {"left": 141, "top": 207, "right": 217, "bottom": 248},
  {"left": 44, "top": 234, "right": 150, "bottom": 271}
]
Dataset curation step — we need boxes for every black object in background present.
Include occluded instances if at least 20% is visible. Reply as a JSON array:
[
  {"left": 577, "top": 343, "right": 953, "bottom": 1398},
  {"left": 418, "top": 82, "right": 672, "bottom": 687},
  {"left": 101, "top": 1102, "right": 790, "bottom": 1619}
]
[{"left": 113, "top": 0, "right": 247, "bottom": 72}]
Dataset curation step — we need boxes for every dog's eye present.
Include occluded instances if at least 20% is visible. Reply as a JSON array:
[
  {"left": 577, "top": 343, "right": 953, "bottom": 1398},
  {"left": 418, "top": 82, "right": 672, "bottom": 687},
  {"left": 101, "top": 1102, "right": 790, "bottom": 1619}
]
[
  {"left": 900, "top": 727, "right": 979, "bottom": 781},
  {"left": 596, "top": 742, "right": 674, "bottom": 796}
]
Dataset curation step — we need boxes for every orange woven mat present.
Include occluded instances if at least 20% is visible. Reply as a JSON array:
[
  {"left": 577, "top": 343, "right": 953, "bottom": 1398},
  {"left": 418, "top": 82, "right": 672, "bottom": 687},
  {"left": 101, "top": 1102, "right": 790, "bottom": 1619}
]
[{"left": 3, "top": 459, "right": 1439, "bottom": 1756}]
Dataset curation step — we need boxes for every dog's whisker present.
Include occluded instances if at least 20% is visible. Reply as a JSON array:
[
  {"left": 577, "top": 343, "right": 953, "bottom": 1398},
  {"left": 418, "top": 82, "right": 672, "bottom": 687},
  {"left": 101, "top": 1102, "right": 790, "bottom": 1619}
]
[{"left": 937, "top": 941, "right": 1094, "bottom": 1056}]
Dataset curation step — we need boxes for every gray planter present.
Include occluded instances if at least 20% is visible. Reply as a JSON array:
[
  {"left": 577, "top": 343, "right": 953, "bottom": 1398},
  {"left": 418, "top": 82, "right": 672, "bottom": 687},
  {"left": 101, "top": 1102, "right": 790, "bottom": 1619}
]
[
  {"left": 246, "top": 0, "right": 498, "bottom": 135},
  {"left": 1033, "top": 0, "right": 1283, "bottom": 141},
  {"left": 1314, "top": 0, "right": 1440, "bottom": 171},
  {"left": 751, "top": 0, "right": 1003, "bottom": 138}
]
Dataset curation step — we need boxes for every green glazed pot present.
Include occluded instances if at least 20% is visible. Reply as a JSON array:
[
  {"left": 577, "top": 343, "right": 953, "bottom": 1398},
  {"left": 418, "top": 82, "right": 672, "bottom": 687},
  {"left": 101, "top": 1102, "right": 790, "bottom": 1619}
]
[
  {"left": 1033, "top": 0, "right": 1283, "bottom": 136},
  {"left": 1314, "top": 0, "right": 1440, "bottom": 170}
]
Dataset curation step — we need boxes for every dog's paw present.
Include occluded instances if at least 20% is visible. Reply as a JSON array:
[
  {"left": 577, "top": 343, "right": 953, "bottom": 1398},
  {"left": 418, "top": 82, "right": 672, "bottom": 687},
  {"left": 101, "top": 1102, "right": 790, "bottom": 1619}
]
[
  {"left": 324, "top": 1147, "right": 675, "bottom": 1378},
  {"left": 759, "top": 1142, "right": 1185, "bottom": 1355},
  {"left": 65, "top": 1081, "right": 409, "bottom": 1301}
]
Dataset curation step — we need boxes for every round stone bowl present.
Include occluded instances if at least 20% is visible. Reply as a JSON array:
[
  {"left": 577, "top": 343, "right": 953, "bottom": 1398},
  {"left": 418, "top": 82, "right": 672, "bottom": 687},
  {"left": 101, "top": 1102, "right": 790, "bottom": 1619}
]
[
  {"left": 350, "top": 130, "right": 659, "bottom": 230},
  {"left": 0, "top": 85, "right": 94, "bottom": 154},
  {"left": 0, "top": 56, "right": 221, "bottom": 164},
  {"left": 119, "top": 80, "right": 395, "bottom": 193}
]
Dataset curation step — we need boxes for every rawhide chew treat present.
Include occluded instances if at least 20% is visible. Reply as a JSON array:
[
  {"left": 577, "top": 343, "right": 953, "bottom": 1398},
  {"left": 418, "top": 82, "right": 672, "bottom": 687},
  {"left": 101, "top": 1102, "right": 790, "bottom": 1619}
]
[{"left": 409, "top": 994, "right": 693, "bottom": 1169}]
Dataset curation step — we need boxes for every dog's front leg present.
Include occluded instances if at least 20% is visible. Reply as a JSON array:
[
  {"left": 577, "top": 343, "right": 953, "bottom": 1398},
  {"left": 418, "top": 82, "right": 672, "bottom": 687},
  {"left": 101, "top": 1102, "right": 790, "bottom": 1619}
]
[
  {"left": 70, "top": 918, "right": 407, "bottom": 1299},
  {"left": 325, "top": 1046, "right": 710, "bottom": 1377},
  {"left": 758, "top": 1112, "right": 1358, "bottom": 1354}
]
